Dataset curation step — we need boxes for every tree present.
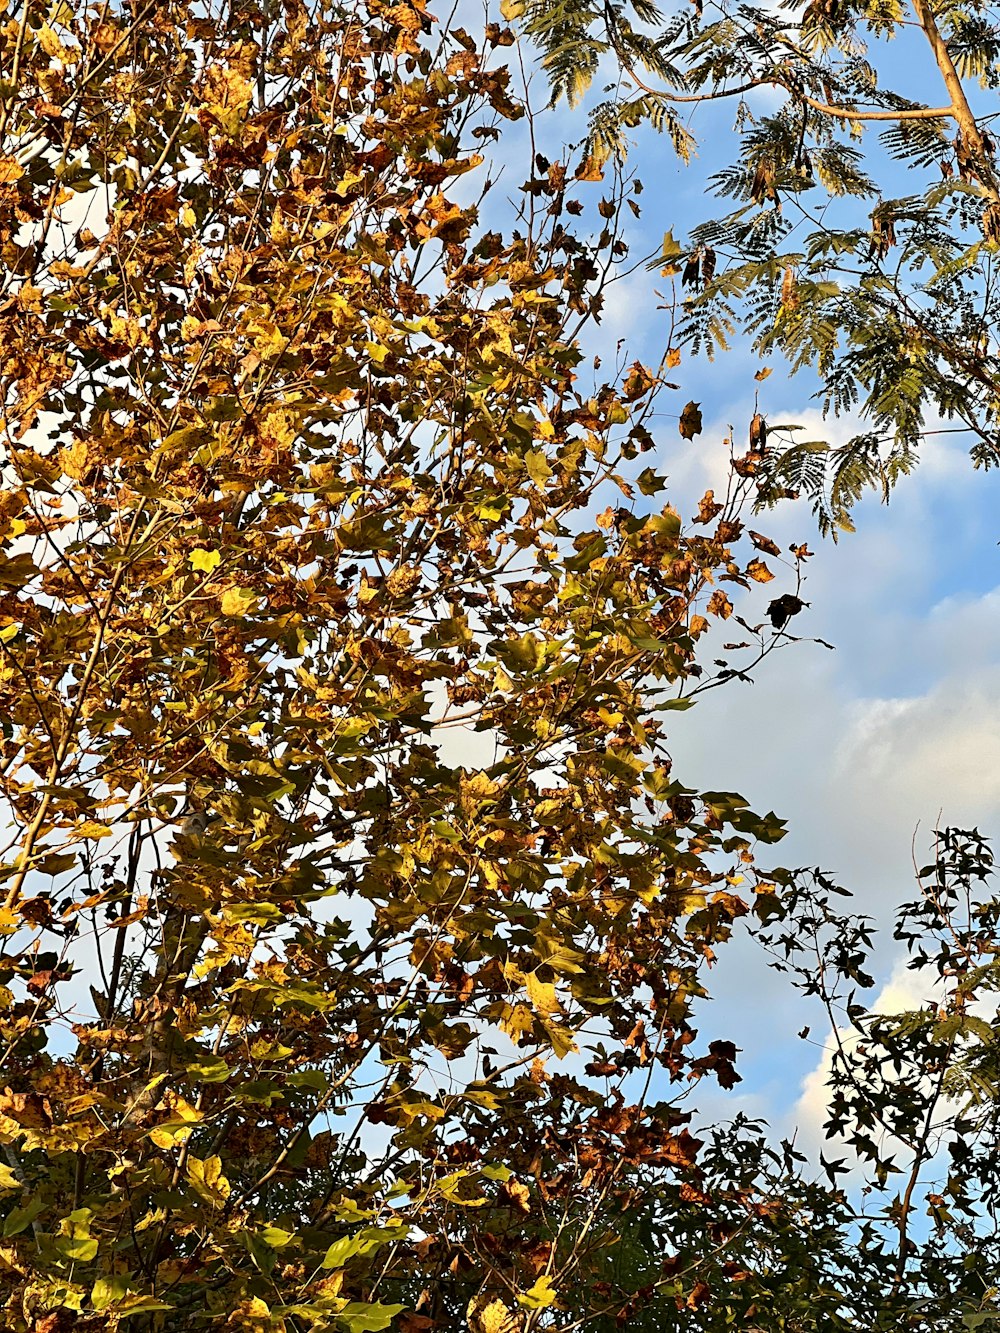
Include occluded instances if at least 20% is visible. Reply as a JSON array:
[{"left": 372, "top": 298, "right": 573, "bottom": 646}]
[
  {"left": 536, "top": 828, "right": 1000, "bottom": 1333},
  {"left": 0, "top": 2, "right": 805, "bottom": 1328},
  {"left": 750, "top": 827, "right": 1000, "bottom": 1331},
  {"left": 517, "top": 0, "right": 1000, "bottom": 529}
]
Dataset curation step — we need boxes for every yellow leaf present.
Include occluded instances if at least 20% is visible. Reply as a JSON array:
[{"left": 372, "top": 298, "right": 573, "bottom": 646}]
[
  {"left": 59, "top": 438, "right": 89, "bottom": 479},
  {"left": 220, "top": 587, "right": 257, "bottom": 617},
  {"left": 479, "top": 1297, "right": 517, "bottom": 1333},
  {"left": 746, "top": 558, "right": 775, "bottom": 584},
  {"left": 498, "top": 1001, "right": 534, "bottom": 1044},
  {"left": 525, "top": 972, "right": 560, "bottom": 1016},
  {"left": 38, "top": 23, "right": 72, "bottom": 60},
  {"left": 73, "top": 821, "right": 113, "bottom": 840},
  {"left": 518, "top": 1275, "right": 558, "bottom": 1310},
  {"left": 186, "top": 1155, "right": 231, "bottom": 1205},
  {"left": 189, "top": 548, "right": 221, "bottom": 573},
  {"left": 149, "top": 1123, "right": 194, "bottom": 1149},
  {"left": 248, "top": 317, "right": 288, "bottom": 359}
]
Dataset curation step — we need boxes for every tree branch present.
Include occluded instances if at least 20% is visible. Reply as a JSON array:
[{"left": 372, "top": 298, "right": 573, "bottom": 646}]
[{"left": 798, "top": 90, "right": 953, "bottom": 121}]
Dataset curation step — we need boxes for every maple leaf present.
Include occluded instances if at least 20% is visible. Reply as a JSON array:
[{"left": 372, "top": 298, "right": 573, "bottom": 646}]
[{"left": 679, "top": 400, "right": 703, "bottom": 439}]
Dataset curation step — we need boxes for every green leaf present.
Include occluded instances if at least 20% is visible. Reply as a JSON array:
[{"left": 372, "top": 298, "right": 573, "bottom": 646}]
[
  {"left": 637, "top": 466, "right": 667, "bottom": 494},
  {"left": 322, "top": 1225, "right": 408, "bottom": 1270},
  {"left": 259, "top": 1226, "right": 295, "bottom": 1248},
  {"left": 92, "top": 1273, "right": 131, "bottom": 1311},
  {"left": 337, "top": 1303, "right": 406, "bottom": 1332},
  {"left": 3, "top": 1197, "right": 44, "bottom": 1236},
  {"left": 525, "top": 448, "right": 553, "bottom": 486},
  {"left": 185, "top": 1055, "right": 231, "bottom": 1083}
]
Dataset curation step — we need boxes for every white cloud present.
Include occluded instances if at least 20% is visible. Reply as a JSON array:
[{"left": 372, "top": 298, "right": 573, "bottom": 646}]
[{"left": 654, "top": 389, "right": 1000, "bottom": 1138}]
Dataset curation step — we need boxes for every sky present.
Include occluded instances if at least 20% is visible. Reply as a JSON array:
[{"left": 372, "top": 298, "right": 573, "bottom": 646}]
[{"left": 489, "top": 31, "right": 1000, "bottom": 1153}]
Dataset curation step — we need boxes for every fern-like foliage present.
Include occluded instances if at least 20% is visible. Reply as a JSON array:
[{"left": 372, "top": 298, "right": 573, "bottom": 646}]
[{"left": 517, "top": 0, "right": 1000, "bottom": 522}]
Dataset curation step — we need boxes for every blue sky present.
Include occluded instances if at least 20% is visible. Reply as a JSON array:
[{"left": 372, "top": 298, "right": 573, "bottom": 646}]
[{"left": 493, "top": 34, "right": 1000, "bottom": 1149}]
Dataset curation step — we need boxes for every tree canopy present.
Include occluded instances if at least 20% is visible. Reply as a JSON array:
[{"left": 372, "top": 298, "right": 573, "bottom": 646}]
[
  {"left": 2, "top": 0, "right": 1000, "bottom": 1331},
  {"left": 0, "top": 0, "right": 810, "bottom": 1327},
  {"left": 516, "top": 0, "right": 1000, "bottom": 528}
]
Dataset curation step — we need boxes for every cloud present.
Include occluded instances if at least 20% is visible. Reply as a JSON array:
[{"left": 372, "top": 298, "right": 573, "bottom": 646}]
[{"left": 648, "top": 391, "right": 1000, "bottom": 1139}]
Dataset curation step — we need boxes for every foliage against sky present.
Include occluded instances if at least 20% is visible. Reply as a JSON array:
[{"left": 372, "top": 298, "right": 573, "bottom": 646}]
[
  {"left": 2, "top": 0, "right": 1000, "bottom": 1330},
  {"left": 515, "top": 0, "right": 1000, "bottom": 529},
  {"left": 0, "top": 0, "right": 826, "bottom": 1327}
]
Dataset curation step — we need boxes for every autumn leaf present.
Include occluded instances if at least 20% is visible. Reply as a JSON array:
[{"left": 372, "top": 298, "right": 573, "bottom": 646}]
[
  {"left": 525, "top": 448, "right": 553, "bottom": 486},
  {"left": 746, "top": 558, "right": 775, "bottom": 583},
  {"left": 749, "top": 530, "right": 781, "bottom": 557},
  {"left": 501, "top": 1179, "right": 532, "bottom": 1214},
  {"left": 707, "top": 590, "right": 733, "bottom": 618},
  {"left": 469, "top": 1296, "right": 518, "bottom": 1333},
  {"left": 526, "top": 971, "right": 561, "bottom": 1016},
  {"left": 220, "top": 586, "right": 258, "bottom": 616},
  {"left": 190, "top": 548, "right": 222, "bottom": 573},
  {"left": 679, "top": 401, "right": 703, "bottom": 439},
  {"left": 519, "top": 1275, "right": 558, "bottom": 1310},
  {"left": 767, "top": 593, "right": 807, "bottom": 628},
  {"left": 72, "top": 821, "right": 113, "bottom": 840},
  {"left": 749, "top": 412, "right": 767, "bottom": 451},
  {"left": 186, "top": 1156, "right": 231, "bottom": 1206}
]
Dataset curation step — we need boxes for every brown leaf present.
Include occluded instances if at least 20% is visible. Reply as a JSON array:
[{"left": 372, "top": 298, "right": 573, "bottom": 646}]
[
  {"left": 767, "top": 593, "right": 807, "bottom": 628},
  {"left": 695, "top": 490, "right": 723, "bottom": 525},
  {"left": 780, "top": 266, "right": 798, "bottom": 310},
  {"left": 686, "top": 1280, "right": 711, "bottom": 1309},
  {"left": 748, "top": 412, "right": 767, "bottom": 451},
  {"left": 679, "top": 401, "right": 703, "bottom": 440},
  {"left": 746, "top": 558, "right": 774, "bottom": 583},
  {"left": 748, "top": 530, "right": 781, "bottom": 557}
]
